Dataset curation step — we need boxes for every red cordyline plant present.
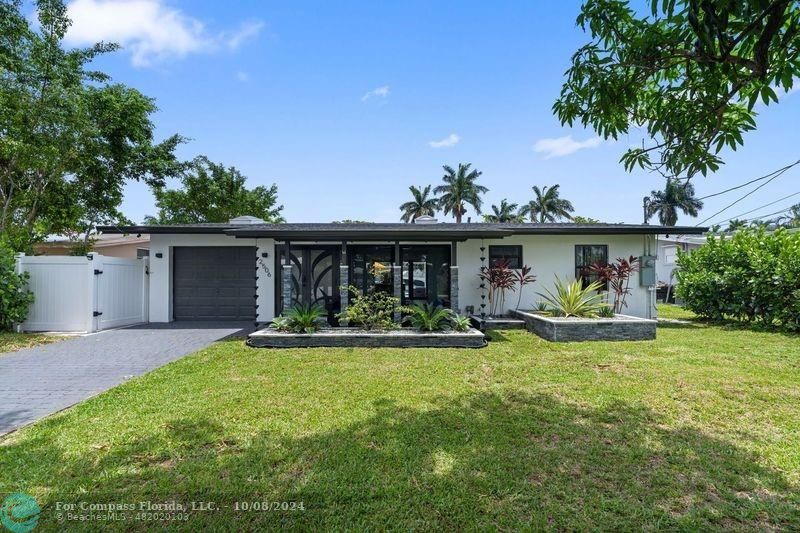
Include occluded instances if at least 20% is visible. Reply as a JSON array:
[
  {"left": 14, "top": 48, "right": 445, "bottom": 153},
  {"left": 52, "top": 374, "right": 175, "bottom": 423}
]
[
  {"left": 589, "top": 256, "right": 640, "bottom": 313},
  {"left": 478, "top": 260, "right": 517, "bottom": 316},
  {"left": 514, "top": 265, "right": 536, "bottom": 311}
]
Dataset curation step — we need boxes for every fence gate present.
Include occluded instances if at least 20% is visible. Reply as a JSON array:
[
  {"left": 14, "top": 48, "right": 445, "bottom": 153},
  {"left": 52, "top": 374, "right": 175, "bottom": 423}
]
[{"left": 16, "top": 253, "right": 149, "bottom": 333}]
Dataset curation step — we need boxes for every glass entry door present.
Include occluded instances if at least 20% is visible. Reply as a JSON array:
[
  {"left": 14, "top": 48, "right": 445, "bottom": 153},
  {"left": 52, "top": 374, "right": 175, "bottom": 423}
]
[
  {"left": 400, "top": 245, "right": 451, "bottom": 308},
  {"left": 275, "top": 245, "right": 341, "bottom": 323}
]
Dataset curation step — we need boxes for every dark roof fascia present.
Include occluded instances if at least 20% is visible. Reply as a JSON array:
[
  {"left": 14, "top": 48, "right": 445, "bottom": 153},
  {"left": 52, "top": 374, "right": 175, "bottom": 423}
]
[{"left": 96, "top": 225, "right": 235, "bottom": 234}]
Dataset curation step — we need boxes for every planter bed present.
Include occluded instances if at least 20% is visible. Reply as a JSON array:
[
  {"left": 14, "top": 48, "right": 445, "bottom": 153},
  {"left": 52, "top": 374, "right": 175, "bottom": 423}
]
[
  {"left": 469, "top": 314, "right": 526, "bottom": 330},
  {"left": 247, "top": 327, "right": 487, "bottom": 348},
  {"left": 509, "top": 309, "right": 656, "bottom": 342}
]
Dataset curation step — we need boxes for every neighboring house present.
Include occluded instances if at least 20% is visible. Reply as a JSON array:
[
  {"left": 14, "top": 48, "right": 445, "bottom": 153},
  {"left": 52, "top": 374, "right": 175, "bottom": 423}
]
[
  {"left": 98, "top": 216, "right": 706, "bottom": 322},
  {"left": 34, "top": 233, "right": 150, "bottom": 259},
  {"left": 655, "top": 234, "right": 706, "bottom": 286}
]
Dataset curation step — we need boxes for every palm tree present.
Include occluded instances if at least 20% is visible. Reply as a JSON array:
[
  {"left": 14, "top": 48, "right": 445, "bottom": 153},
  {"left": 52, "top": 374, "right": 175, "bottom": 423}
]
[
  {"left": 773, "top": 203, "right": 800, "bottom": 229},
  {"left": 433, "top": 163, "right": 488, "bottom": 223},
  {"left": 646, "top": 179, "right": 703, "bottom": 226},
  {"left": 726, "top": 218, "right": 747, "bottom": 232},
  {"left": 518, "top": 185, "right": 575, "bottom": 223},
  {"left": 399, "top": 185, "right": 438, "bottom": 223},
  {"left": 483, "top": 199, "right": 523, "bottom": 222}
]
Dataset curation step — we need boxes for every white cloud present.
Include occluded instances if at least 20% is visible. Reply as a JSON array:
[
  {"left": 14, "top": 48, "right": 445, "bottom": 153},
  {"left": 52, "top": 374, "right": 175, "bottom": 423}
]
[
  {"left": 235, "top": 71, "right": 249, "bottom": 82},
  {"left": 361, "top": 85, "right": 390, "bottom": 102},
  {"left": 64, "top": 0, "right": 263, "bottom": 67},
  {"left": 533, "top": 135, "right": 602, "bottom": 159},
  {"left": 428, "top": 133, "right": 460, "bottom": 148}
]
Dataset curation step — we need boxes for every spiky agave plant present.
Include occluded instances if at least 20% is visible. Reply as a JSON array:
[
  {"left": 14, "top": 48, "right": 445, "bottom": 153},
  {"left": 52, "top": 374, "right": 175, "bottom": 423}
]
[
  {"left": 537, "top": 277, "right": 605, "bottom": 318},
  {"left": 450, "top": 314, "right": 472, "bottom": 332},
  {"left": 406, "top": 303, "right": 454, "bottom": 332},
  {"left": 275, "top": 303, "right": 327, "bottom": 333}
]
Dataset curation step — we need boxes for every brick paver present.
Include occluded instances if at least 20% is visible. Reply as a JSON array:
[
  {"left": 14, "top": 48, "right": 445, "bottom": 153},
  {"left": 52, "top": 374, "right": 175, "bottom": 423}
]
[{"left": 0, "top": 322, "right": 251, "bottom": 435}]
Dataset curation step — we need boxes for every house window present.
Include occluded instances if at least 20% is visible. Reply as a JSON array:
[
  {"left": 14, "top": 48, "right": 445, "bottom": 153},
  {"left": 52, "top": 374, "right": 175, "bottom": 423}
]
[
  {"left": 575, "top": 245, "right": 608, "bottom": 286},
  {"left": 489, "top": 245, "right": 522, "bottom": 269},
  {"left": 136, "top": 248, "right": 149, "bottom": 258},
  {"left": 662, "top": 245, "right": 678, "bottom": 265}
]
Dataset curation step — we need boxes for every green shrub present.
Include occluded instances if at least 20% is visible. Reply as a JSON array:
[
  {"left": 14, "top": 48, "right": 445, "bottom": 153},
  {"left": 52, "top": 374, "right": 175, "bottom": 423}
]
[
  {"left": 337, "top": 287, "right": 408, "bottom": 330},
  {"left": 405, "top": 303, "right": 453, "bottom": 332},
  {"left": 271, "top": 303, "right": 326, "bottom": 333},
  {"left": 676, "top": 228, "right": 800, "bottom": 330},
  {"left": 537, "top": 277, "right": 605, "bottom": 318},
  {"left": 0, "top": 241, "right": 34, "bottom": 331}
]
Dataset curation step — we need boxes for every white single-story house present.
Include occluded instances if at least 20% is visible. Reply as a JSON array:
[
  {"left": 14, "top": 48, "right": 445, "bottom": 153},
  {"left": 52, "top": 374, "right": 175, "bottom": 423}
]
[
  {"left": 98, "top": 217, "right": 706, "bottom": 323},
  {"left": 34, "top": 233, "right": 150, "bottom": 259},
  {"left": 655, "top": 234, "right": 707, "bottom": 286}
]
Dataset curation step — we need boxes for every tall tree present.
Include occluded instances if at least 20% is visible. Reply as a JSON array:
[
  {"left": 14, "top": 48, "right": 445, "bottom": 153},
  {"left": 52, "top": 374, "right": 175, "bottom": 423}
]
[
  {"left": 399, "top": 185, "right": 438, "bottom": 222},
  {"left": 433, "top": 163, "right": 488, "bottom": 223},
  {"left": 483, "top": 199, "right": 523, "bottom": 222},
  {"left": 646, "top": 179, "right": 704, "bottom": 226},
  {"left": 726, "top": 219, "right": 748, "bottom": 232},
  {"left": 519, "top": 185, "right": 575, "bottom": 223},
  {"left": 144, "top": 156, "right": 284, "bottom": 224},
  {"left": 554, "top": 0, "right": 800, "bottom": 179},
  {"left": 0, "top": 0, "right": 184, "bottom": 251}
]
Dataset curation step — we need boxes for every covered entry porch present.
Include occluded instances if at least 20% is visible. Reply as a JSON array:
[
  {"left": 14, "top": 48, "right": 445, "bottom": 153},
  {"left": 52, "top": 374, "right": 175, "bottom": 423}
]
[{"left": 274, "top": 241, "right": 460, "bottom": 324}]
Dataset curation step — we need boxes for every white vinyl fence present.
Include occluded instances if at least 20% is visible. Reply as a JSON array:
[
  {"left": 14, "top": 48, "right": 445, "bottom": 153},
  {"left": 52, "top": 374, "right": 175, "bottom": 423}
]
[{"left": 15, "top": 253, "right": 149, "bottom": 332}]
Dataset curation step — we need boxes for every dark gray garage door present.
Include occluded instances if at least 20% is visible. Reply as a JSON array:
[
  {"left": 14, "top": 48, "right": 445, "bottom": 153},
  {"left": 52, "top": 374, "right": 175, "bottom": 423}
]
[{"left": 173, "top": 246, "right": 256, "bottom": 321}]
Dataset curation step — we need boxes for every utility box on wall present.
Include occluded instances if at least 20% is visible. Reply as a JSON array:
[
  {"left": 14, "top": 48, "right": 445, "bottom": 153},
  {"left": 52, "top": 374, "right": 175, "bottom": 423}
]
[{"left": 639, "top": 255, "right": 656, "bottom": 286}]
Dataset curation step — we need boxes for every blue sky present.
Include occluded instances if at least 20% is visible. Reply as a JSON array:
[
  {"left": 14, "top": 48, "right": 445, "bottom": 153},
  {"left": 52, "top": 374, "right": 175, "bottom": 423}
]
[{"left": 59, "top": 0, "right": 800, "bottom": 226}]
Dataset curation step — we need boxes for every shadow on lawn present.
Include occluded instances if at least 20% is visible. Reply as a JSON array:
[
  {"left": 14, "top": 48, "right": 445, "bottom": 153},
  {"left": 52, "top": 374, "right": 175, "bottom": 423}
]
[{"left": 6, "top": 391, "right": 798, "bottom": 530}]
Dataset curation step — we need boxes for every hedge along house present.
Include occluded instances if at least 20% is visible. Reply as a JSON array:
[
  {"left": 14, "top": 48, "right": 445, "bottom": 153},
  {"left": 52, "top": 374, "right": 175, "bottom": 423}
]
[{"left": 98, "top": 217, "right": 706, "bottom": 324}]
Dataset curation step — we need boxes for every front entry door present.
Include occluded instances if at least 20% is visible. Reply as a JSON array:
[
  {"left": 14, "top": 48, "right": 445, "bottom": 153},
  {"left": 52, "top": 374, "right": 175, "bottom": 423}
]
[{"left": 275, "top": 245, "right": 341, "bottom": 322}]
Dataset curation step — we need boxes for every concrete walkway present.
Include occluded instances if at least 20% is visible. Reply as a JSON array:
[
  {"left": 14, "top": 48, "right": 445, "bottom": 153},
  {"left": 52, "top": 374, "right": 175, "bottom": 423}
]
[{"left": 0, "top": 322, "right": 251, "bottom": 436}]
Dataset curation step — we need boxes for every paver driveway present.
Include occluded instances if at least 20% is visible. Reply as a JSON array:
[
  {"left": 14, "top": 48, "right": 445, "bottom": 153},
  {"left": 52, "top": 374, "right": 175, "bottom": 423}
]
[{"left": 0, "top": 322, "right": 252, "bottom": 435}]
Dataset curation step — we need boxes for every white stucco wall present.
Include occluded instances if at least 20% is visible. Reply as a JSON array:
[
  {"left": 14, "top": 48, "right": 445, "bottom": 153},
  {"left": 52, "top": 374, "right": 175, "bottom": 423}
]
[
  {"left": 458, "top": 234, "right": 655, "bottom": 319},
  {"left": 148, "top": 234, "right": 275, "bottom": 323}
]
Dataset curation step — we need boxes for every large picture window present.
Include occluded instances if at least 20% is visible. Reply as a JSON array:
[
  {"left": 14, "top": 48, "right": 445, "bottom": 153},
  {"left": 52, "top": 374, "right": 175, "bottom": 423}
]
[
  {"left": 575, "top": 245, "right": 608, "bottom": 287},
  {"left": 489, "top": 245, "right": 523, "bottom": 269}
]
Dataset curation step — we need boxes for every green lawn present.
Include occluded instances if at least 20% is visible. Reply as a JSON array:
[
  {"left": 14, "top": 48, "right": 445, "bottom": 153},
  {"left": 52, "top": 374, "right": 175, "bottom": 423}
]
[
  {"left": 0, "top": 332, "right": 61, "bottom": 354},
  {"left": 1, "top": 323, "right": 798, "bottom": 530},
  {"left": 657, "top": 303, "right": 699, "bottom": 320}
]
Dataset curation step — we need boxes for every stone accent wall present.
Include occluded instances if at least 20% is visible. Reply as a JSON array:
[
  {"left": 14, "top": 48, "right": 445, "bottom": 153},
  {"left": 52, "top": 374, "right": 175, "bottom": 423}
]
[
  {"left": 392, "top": 265, "right": 402, "bottom": 322},
  {"left": 339, "top": 265, "right": 349, "bottom": 325},
  {"left": 450, "top": 266, "right": 459, "bottom": 314},
  {"left": 281, "top": 264, "right": 293, "bottom": 313}
]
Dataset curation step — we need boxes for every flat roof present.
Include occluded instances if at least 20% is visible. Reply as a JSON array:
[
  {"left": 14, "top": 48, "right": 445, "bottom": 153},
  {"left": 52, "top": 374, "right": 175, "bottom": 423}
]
[{"left": 98, "top": 222, "right": 707, "bottom": 241}]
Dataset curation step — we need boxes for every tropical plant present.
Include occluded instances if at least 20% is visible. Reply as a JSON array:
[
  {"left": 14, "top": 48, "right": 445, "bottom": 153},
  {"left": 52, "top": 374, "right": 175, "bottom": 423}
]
[
  {"left": 0, "top": 240, "right": 34, "bottom": 331},
  {"left": 773, "top": 203, "right": 800, "bottom": 229},
  {"left": 399, "top": 185, "right": 439, "bottom": 223},
  {"left": 726, "top": 219, "right": 748, "bottom": 232},
  {"left": 483, "top": 199, "right": 523, "bottom": 222},
  {"left": 513, "top": 265, "right": 537, "bottom": 311},
  {"left": 405, "top": 303, "right": 454, "bottom": 332},
  {"left": 271, "top": 303, "right": 326, "bottom": 333},
  {"left": 597, "top": 304, "right": 615, "bottom": 318},
  {"left": 337, "top": 286, "right": 407, "bottom": 330},
  {"left": 518, "top": 185, "right": 574, "bottom": 223},
  {"left": 554, "top": 0, "right": 800, "bottom": 178},
  {"left": 478, "top": 260, "right": 517, "bottom": 316},
  {"left": 450, "top": 314, "right": 472, "bottom": 332},
  {"left": 571, "top": 216, "right": 602, "bottom": 224},
  {"left": 676, "top": 228, "right": 800, "bottom": 330},
  {"left": 589, "top": 256, "right": 640, "bottom": 313},
  {"left": 646, "top": 179, "right": 703, "bottom": 226},
  {"left": 534, "top": 301, "right": 550, "bottom": 313},
  {"left": 145, "top": 156, "right": 284, "bottom": 224},
  {"left": 537, "top": 277, "right": 605, "bottom": 318},
  {"left": 433, "top": 164, "right": 488, "bottom": 223}
]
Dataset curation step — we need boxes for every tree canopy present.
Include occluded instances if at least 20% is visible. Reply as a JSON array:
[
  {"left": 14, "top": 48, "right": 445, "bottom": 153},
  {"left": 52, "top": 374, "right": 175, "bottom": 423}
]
[
  {"left": 433, "top": 164, "right": 488, "bottom": 223},
  {"left": 483, "top": 199, "right": 524, "bottom": 222},
  {"left": 519, "top": 185, "right": 575, "bottom": 223},
  {"left": 554, "top": 0, "right": 800, "bottom": 179},
  {"left": 399, "top": 185, "right": 439, "bottom": 222},
  {"left": 0, "top": 0, "right": 184, "bottom": 250},
  {"left": 646, "top": 179, "right": 704, "bottom": 226},
  {"left": 144, "top": 156, "right": 284, "bottom": 224}
]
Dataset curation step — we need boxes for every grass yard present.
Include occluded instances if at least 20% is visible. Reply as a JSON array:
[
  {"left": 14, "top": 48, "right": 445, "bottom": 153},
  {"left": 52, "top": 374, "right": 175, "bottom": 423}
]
[
  {"left": 0, "top": 332, "right": 61, "bottom": 354},
  {"left": 1, "top": 322, "right": 798, "bottom": 530},
  {"left": 657, "top": 303, "right": 699, "bottom": 321}
]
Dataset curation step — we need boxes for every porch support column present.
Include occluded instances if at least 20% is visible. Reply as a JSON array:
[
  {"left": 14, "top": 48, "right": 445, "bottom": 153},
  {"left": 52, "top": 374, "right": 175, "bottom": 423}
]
[
  {"left": 450, "top": 240, "right": 459, "bottom": 313},
  {"left": 281, "top": 240, "right": 292, "bottom": 313},
  {"left": 392, "top": 264, "right": 402, "bottom": 322},
  {"left": 339, "top": 265, "right": 349, "bottom": 325}
]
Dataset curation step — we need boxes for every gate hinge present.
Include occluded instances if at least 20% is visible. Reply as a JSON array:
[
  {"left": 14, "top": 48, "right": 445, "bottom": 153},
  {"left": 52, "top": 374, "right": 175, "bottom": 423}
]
[
  {"left": 93, "top": 311, "right": 103, "bottom": 317},
  {"left": 94, "top": 269, "right": 103, "bottom": 275}
]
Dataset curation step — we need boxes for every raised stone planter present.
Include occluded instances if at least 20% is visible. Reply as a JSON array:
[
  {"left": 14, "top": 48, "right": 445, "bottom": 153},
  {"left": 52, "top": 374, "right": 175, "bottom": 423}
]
[
  {"left": 247, "top": 327, "right": 487, "bottom": 348},
  {"left": 509, "top": 309, "right": 656, "bottom": 342},
  {"left": 469, "top": 314, "right": 526, "bottom": 330}
]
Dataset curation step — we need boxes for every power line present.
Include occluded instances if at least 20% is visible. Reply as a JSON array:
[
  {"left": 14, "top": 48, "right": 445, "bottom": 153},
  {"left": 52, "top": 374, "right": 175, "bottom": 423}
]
[
  {"left": 696, "top": 159, "right": 800, "bottom": 200},
  {"left": 742, "top": 205, "right": 796, "bottom": 223},
  {"left": 713, "top": 190, "right": 800, "bottom": 225},
  {"left": 696, "top": 164, "right": 794, "bottom": 226}
]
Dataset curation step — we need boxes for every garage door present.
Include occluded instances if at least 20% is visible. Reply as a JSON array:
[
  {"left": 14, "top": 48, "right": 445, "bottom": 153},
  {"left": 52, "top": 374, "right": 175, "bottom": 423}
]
[{"left": 173, "top": 246, "right": 256, "bottom": 320}]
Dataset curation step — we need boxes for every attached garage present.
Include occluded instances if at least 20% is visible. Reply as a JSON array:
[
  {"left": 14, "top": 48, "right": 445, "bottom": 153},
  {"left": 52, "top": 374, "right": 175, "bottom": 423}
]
[{"left": 172, "top": 246, "right": 256, "bottom": 321}]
